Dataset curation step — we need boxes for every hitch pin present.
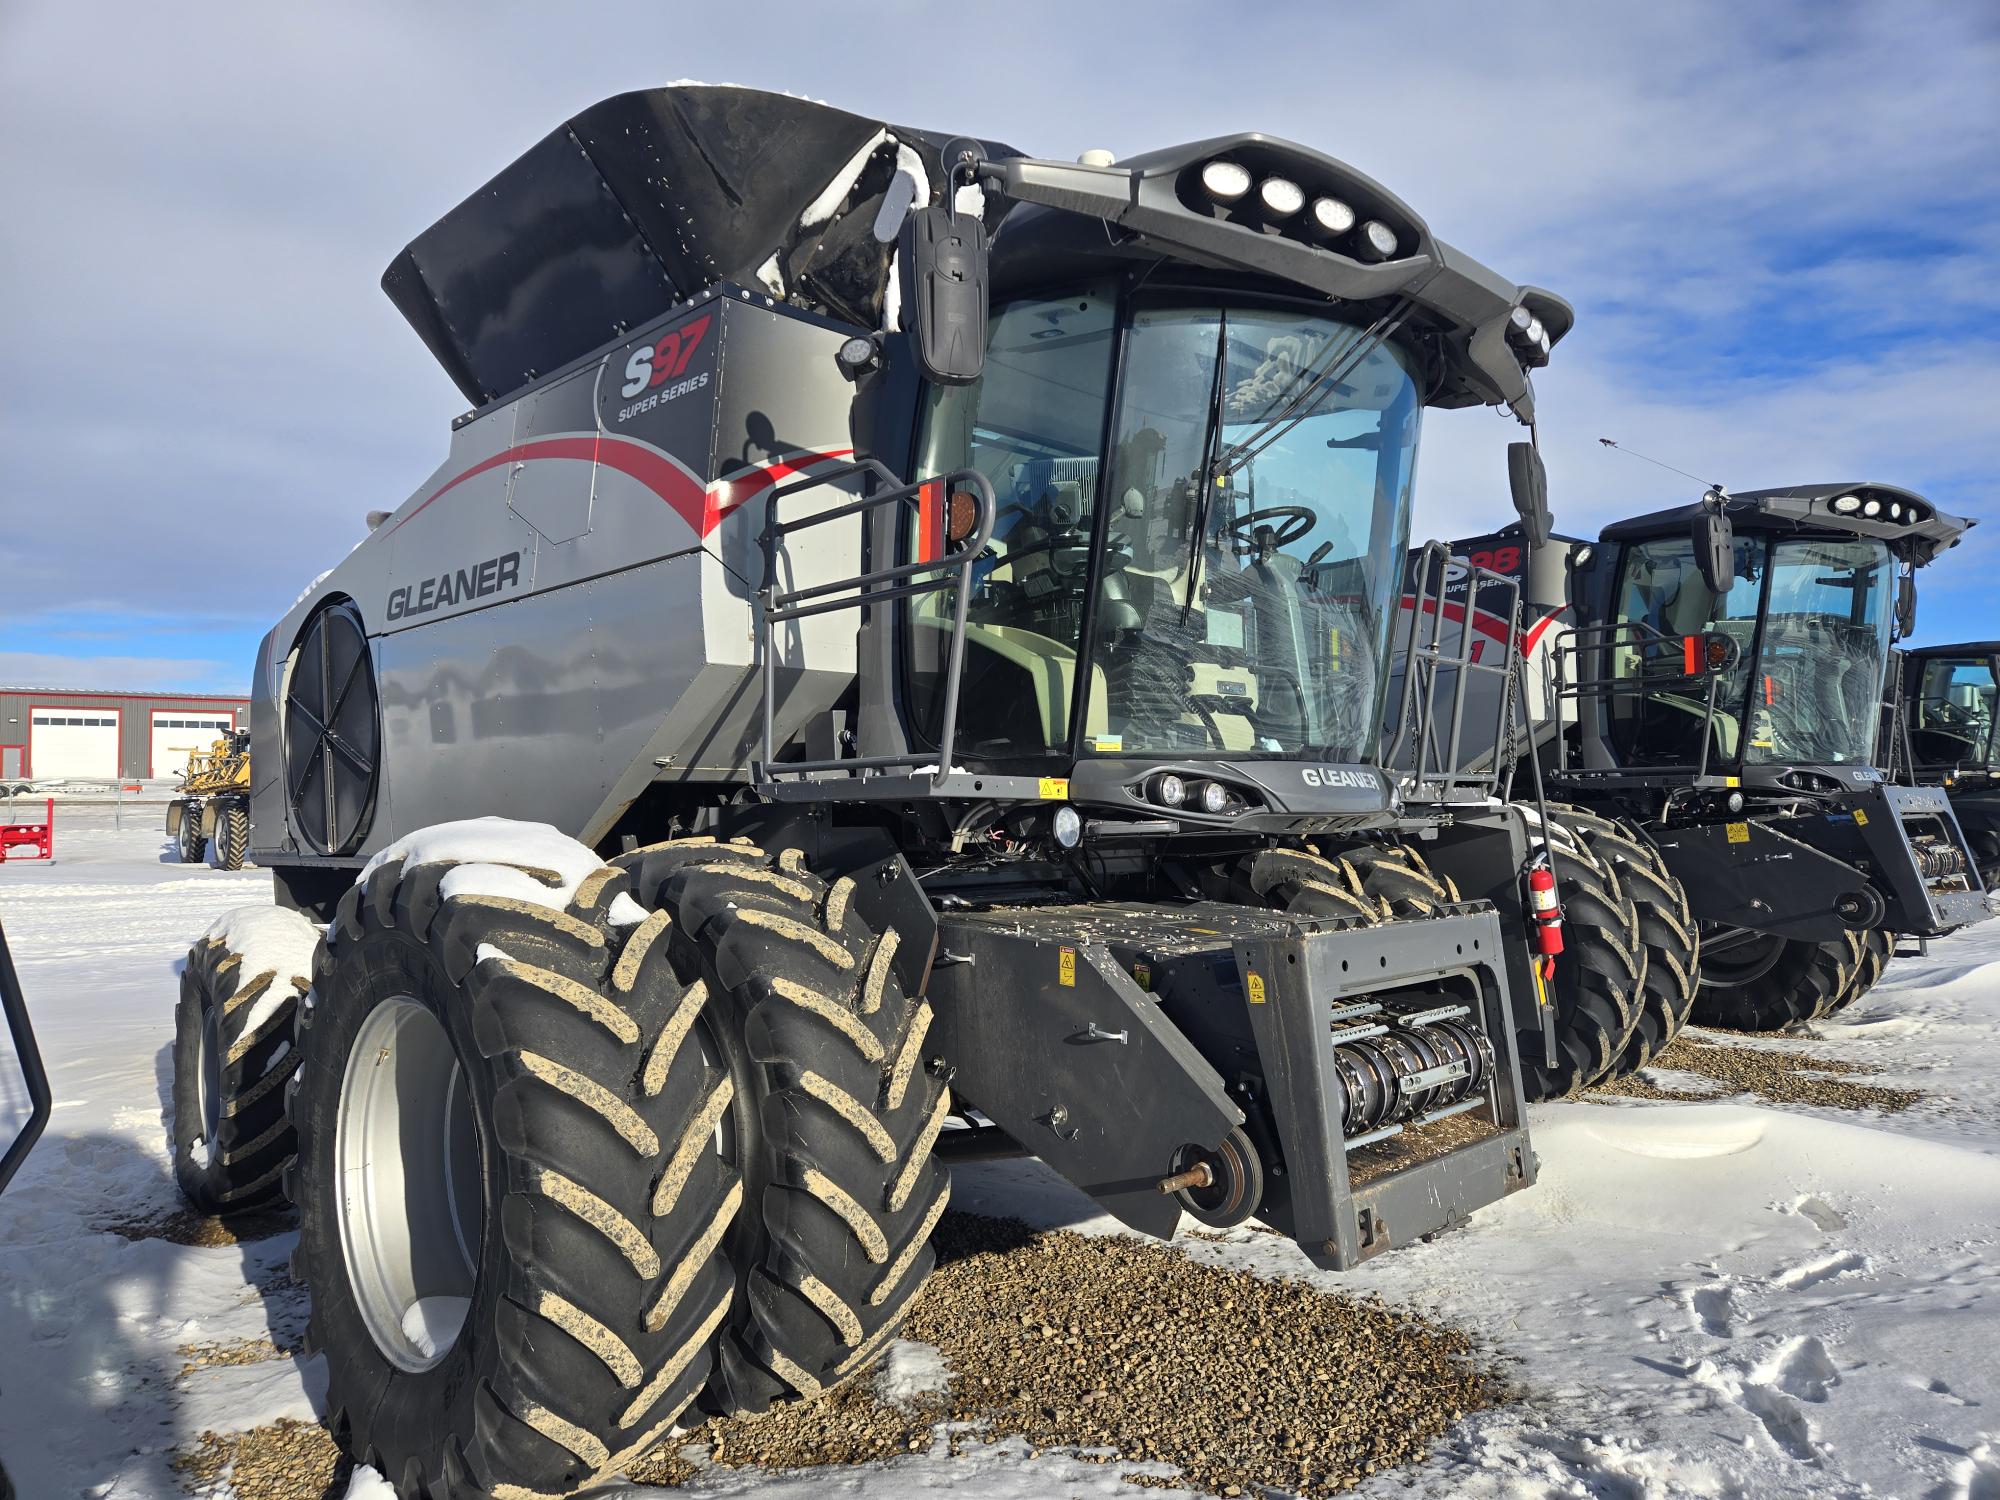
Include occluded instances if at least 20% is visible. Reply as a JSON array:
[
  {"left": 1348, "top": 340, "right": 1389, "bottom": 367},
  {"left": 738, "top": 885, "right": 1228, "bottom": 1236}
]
[{"left": 1156, "top": 1161, "right": 1214, "bottom": 1195}]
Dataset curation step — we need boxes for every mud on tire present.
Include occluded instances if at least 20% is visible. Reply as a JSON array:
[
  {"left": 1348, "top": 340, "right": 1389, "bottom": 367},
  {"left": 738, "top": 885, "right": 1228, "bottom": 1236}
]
[
  {"left": 172, "top": 912, "right": 315, "bottom": 1214},
  {"left": 1549, "top": 805, "right": 1699, "bottom": 1077},
  {"left": 615, "top": 837, "right": 950, "bottom": 1418},
  {"left": 289, "top": 851, "right": 737, "bottom": 1499}
]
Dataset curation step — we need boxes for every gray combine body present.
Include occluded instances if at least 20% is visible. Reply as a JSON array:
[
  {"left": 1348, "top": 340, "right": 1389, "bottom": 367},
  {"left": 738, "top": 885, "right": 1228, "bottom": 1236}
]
[{"left": 250, "top": 289, "right": 866, "bottom": 855}]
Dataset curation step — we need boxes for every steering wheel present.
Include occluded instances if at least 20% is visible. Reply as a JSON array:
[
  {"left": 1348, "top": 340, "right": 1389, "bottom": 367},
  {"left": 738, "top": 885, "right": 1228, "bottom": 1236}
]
[{"left": 1223, "top": 506, "right": 1316, "bottom": 553}]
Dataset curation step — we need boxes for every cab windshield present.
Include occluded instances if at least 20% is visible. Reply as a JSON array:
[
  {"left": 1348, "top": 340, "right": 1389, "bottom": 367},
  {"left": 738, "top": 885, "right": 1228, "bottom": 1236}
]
[
  {"left": 1609, "top": 533, "right": 1895, "bottom": 767},
  {"left": 1911, "top": 656, "right": 1999, "bottom": 772},
  {"left": 914, "top": 291, "right": 1421, "bottom": 765}
]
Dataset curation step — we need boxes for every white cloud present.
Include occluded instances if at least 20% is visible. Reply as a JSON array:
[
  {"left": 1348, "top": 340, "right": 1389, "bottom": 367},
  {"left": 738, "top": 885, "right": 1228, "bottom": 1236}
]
[
  {"left": 1, "top": 0, "right": 1993, "bottom": 661},
  {"left": 0, "top": 653, "right": 242, "bottom": 695}
]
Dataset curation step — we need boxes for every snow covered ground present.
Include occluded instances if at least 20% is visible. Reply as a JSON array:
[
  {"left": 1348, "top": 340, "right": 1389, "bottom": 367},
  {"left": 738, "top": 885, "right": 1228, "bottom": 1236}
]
[{"left": 1, "top": 806, "right": 1996, "bottom": 1499}]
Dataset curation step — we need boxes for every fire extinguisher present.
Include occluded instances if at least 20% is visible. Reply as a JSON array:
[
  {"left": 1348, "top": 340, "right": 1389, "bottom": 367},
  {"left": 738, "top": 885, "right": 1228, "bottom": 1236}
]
[{"left": 1526, "top": 859, "right": 1564, "bottom": 980}]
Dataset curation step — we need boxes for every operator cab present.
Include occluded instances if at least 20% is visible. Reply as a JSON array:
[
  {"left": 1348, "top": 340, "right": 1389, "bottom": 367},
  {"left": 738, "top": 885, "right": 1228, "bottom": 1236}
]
[
  {"left": 1579, "top": 483, "right": 1971, "bottom": 788},
  {"left": 1905, "top": 645, "right": 2000, "bottom": 780},
  {"left": 911, "top": 288, "right": 1418, "bottom": 785}
]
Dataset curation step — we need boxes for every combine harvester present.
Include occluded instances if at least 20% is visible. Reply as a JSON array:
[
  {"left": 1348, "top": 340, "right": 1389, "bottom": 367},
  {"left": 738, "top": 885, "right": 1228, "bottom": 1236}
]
[
  {"left": 165, "top": 730, "right": 252, "bottom": 869},
  {"left": 169, "top": 84, "right": 1599, "bottom": 1499},
  {"left": 1886, "top": 641, "right": 2000, "bottom": 893},
  {"left": 1436, "top": 481, "right": 1990, "bottom": 1063}
]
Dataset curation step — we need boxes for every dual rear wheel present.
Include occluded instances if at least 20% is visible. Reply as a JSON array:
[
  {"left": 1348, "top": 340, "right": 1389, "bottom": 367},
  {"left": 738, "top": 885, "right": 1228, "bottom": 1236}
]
[{"left": 175, "top": 829, "right": 948, "bottom": 1499}]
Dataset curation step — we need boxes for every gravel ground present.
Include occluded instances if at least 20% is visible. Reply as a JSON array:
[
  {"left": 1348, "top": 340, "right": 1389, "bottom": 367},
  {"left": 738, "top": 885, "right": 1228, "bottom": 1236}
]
[
  {"left": 171, "top": 1420, "right": 347, "bottom": 1500},
  {"left": 629, "top": 1212, "right": 1505, "bottom": 1497},
  {"left": 170, "top": 1212, "right": 1503, "bottom": 1500},
  {"left": 1593, "top": 1028, "right": 1923, "bottom": 1112}
]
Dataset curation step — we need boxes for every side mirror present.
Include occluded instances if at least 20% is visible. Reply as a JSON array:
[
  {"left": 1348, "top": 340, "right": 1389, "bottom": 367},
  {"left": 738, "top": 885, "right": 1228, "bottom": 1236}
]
[
  {"left": 899, "top": 203, "right": 988, "bottom": 386},
  {"left": 1507, "top": 441, "right": 1551, "bottom": 549},
  {"left": 1692, "top": 489, "right": 1734, "bottom": 596},
  {"left": 1896, "top": 570, "right": 1917, "bottom": 638}
]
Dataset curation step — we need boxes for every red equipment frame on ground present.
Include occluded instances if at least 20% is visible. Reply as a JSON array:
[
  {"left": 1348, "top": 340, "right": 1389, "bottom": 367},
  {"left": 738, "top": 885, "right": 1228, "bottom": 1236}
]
[{"left": 0, "top": 800, "right": 54, "bottom": 862}]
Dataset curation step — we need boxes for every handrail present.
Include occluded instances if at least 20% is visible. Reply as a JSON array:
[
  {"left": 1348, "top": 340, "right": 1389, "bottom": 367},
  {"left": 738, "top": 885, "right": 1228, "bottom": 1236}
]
[
  {"left": 1384, "top": 541, "right": 1527, "bottom": 804},
  {"left": 1544, "top": 620, "right": 1739, "bottom": 780},
  {"left": 755, "top": 460, "right": 996, "bottom": 781}
]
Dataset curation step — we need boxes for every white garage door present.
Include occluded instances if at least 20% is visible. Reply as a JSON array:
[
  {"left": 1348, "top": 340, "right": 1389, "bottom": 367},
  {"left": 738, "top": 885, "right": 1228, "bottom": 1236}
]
[
  {"left": 29, "top": 708, "right": 121, "bottom": 780},
  {"left": 151, "top": 712, "right": 235, "bottom": 779}
]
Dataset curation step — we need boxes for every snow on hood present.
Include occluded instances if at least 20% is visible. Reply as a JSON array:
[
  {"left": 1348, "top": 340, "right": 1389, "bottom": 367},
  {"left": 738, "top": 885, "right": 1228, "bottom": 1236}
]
[{"left": 358, "top": 816, "right": 607, "bottom": 913}]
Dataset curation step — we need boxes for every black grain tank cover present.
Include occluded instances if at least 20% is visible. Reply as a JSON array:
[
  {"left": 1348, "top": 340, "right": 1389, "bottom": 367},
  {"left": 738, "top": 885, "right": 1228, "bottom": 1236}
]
[{"left": 382, "top": 86, "right": 1017, "bottom": 406}]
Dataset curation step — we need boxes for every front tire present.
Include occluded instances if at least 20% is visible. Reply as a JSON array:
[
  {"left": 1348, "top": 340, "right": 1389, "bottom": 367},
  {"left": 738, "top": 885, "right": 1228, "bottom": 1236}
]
[
  {"left": 1819, "top": 930, "right": 1890, "bottom": 1019},
  {"left": 178, "top": 803, "right": 207, "bottom": 865},
  {"left": 1549, "top": 806, "right": 1699, "bottom": 1078},
  {"left": 1521, "top": 817, "right": 1642, "bottom": 1099},
  {"left": 1691, "top": 927, "right": 1856, "bottom": 1030},
  {"left": 615, "top": 837, "right": 951, "bottom": 1417},
  {"left": 291, "top": 843, "right": 738, "bottom": 1498}
]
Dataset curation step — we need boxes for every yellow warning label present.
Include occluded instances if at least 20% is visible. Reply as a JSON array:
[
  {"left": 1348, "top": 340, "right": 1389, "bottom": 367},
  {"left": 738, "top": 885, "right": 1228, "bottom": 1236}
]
[
  {"left": 1092, "top": 735, "right": 1123, "bottom": 753},
  {"left": 1853, "top": 808, "right": 1869, "bottom": 826},
  {"left": 1131, "top": 960, "right": 1151, "bottom": 991},
  {"left": 1246, "top": 972, "right": 1267, "bottom": 1005},
  {"left": 1531, "top": 960, "right": 1550, "bottom": 1008},
  {"left": 1038, "top": 777, "right": 1070, "bottom": 800},
  {"left": 1726, "top": 821, "right": 1750, "bottom": 844},
  {"left": 1723, "top": 775, "right": 1741, "bottom": 788},
  {"left": 1058, "top": 947, "right": 1076, "bottom": 987}
]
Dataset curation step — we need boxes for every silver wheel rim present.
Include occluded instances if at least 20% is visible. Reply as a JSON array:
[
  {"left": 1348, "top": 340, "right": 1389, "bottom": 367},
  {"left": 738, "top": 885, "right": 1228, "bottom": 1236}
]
[
  {"left": 197, "top": 1004, "right": 222, "bottom": 1149},
  {"left": 335, "top": 997, "right": 483, "bottom": 1372}
]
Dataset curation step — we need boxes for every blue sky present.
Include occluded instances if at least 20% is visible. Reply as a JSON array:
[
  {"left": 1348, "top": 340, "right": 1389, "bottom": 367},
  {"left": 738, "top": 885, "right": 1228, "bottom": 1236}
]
[{"left": 1, "top": 1, "right": 1994, "bottom": 695}]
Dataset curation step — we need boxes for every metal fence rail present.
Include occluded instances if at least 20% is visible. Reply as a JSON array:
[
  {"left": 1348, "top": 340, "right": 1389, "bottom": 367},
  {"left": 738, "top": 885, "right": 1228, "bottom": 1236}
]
[{"left": 1544, "top": 619, "right": 1739, "bottom": 781}]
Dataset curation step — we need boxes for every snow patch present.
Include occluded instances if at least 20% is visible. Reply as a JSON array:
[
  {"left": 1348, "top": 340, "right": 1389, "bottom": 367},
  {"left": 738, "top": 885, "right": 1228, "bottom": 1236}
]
[
  {"left": 893, "top": 141, "right": 932, "bottom": 214},
  {"left": 359, "top": 817, "right": 605, "bottom": 914},
  {"left": 875, "top": 1338, "right": 951, "bottom": 1405},
  {"left": 474, "top": 942, "right": 515, "bottom": 969},
  {"left": 754, "top": 252, "right": 785, "bottom": 298},
  {"left": 799, "top": 129, "right": 890, "bottom": 227},
  {"left": 188, "top": 1136, "right": 211, "bottom": 1169},
  {"left": 954, "top": 182, "right": 987, "bottom": 219},
  {"left": 401, "top": 1297, "right": 470, "bottom": 1361},
  {"left": 342, "top": 1465, "right": 399, "bottom": 1499},
  {"left": 607, "top": 892, "right": 650, "bottom": 928}
]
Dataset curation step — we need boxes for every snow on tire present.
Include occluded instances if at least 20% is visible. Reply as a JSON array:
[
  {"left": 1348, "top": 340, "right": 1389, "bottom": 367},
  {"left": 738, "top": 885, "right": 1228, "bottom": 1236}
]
[
  {"left": 172, "top": 906, "right": 319, "bottom": 1215},
  {"left": 615, "top": 837, "right": 951, "bottom": 1417},
  {"left": 288, "top": 829, "right": 737, "bottom": 1499}
]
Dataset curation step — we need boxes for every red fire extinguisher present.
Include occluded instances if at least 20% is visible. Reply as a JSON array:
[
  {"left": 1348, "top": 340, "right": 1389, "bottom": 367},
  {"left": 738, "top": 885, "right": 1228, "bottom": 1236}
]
[{"left": 1526, "top": 860, "right": 1563, "bottom": 980}]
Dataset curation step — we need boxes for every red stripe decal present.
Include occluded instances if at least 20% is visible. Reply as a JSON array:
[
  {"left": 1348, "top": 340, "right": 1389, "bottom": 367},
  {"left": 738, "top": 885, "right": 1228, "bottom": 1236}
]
[{"left": 388, "top": 437, "right": 853, "bottom": 540}]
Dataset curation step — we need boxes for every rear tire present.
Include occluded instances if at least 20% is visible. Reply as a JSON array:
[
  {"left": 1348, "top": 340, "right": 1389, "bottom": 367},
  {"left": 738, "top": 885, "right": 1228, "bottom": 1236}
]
[
  {"left": 172, "top": 909, "right": 317, "bottom": 1215},
  {"left": 1521, "top": 816, "right": 1641, "bottom": 1100},
  {"left": 290, "top": 844, "right": 737, "bottom": 1498},
  {"left": 1691, "top": 926, "right": 1856, "bottom": 1030},
  {"left": 213, "top": 802, "right": 249, "bottom": 872},
  {"left": 1549, "top": 806, "right": 1699, "bottom": 1078},
  {"left": 615, "top": 837, "right": 950, "bottom": 1417}
]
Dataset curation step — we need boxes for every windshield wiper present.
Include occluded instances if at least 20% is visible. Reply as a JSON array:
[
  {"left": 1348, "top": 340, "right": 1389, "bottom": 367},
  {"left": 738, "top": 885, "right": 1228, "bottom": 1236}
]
[
  {"left": 1216, "top": 297, "right": 1415, "bottom": 480},
  {"left": 1181, "top": 320, "right": 1231, "bottom": 617}
]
